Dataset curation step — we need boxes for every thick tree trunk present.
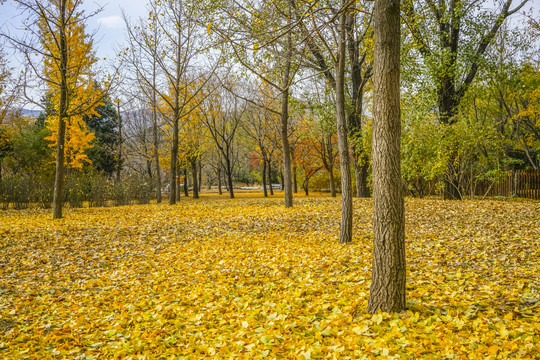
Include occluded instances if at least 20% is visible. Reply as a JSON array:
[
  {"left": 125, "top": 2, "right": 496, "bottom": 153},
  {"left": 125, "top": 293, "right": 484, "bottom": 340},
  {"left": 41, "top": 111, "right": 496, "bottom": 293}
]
[
  {"left": 368, "top": 0, "right": 406, "bottom": 313},
  {"left": 52, "top": 0, "right": 68, "bottom": 219},
  {"left": 336, "top": 0, "right": 353, "bottom": 244}
]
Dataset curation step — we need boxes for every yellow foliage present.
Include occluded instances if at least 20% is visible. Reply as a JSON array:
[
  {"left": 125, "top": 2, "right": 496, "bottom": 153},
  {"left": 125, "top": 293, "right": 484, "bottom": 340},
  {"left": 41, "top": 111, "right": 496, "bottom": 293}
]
[
  {"left": 44, "top": 114, "right": 95, "bottom": 169},
  {"left": 40, "top": 0, "right": 104, "bottom": 169},
  {"left": 0, "top": 195, "right": 538, "bottom": 358}
]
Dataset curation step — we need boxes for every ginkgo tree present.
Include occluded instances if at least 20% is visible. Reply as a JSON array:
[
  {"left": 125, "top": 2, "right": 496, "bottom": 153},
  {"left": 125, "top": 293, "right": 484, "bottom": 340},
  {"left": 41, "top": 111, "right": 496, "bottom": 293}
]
[{"left": 9, "top": 0, "right": 105, "bottom": 219}]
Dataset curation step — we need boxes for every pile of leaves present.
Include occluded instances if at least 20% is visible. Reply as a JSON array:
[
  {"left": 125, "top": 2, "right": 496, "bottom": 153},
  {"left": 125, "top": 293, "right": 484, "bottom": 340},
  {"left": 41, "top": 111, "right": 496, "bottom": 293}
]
[{"left": 0, "top": 194, "right": 538, "bottom": 359}]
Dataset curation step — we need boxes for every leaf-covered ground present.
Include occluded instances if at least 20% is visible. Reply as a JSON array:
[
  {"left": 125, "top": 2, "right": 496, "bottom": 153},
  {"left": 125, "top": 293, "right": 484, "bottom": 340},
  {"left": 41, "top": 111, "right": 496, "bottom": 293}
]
[{"left": 1, "top": 194, "right": 539, "bottom": 359}]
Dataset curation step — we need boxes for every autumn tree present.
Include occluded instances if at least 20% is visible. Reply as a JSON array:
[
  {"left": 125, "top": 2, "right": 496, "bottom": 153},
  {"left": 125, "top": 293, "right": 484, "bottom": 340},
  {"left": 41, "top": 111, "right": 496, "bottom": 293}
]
[
  {"left": 210, "top": 0, "right": 299, "bottom": 207},
  {"left": 290, "top": 0, "right": 374, "bottom": 242},
  {"left": 124, "top": 0, "right": 214, "bottom": 204},
  {"left": 367, "top": 0, "right": 406, "bottom": 313},
  {"left": 7, "top": 0, "right": 105, "bottom": 218},
  {"left": 202, "top": 87, "right": 245, "bottom": 199}
]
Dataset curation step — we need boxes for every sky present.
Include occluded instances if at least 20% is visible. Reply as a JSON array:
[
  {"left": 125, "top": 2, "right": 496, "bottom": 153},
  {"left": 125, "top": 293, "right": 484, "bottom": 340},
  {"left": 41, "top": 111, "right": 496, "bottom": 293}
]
[{"left": 0, "top": 0, "right": 149, "bottom": 65}]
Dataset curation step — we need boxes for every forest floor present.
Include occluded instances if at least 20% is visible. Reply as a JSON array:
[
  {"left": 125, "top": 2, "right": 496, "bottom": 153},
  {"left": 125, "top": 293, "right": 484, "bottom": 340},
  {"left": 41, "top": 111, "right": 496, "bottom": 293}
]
[{"left": 0, "top": 193, "right": 539, "bottom": 359}]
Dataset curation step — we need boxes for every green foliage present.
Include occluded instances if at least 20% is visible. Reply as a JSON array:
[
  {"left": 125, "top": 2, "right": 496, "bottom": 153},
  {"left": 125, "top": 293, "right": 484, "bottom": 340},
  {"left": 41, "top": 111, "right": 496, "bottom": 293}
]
[{"left": 83, "top": 95, "right": 121, "bottom": 177}]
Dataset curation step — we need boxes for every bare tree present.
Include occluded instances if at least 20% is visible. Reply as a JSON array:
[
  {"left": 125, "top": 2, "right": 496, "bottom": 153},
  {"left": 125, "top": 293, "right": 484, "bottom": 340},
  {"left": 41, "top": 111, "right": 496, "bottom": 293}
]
[{"left": 202, "top": 89, "right": 245, "bottom": 199}]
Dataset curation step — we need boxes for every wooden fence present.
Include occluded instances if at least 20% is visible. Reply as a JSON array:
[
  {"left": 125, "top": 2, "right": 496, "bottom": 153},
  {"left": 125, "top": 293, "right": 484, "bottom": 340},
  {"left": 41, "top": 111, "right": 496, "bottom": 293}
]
[{"left": 474, "top": 170, "right": 540, "bottom": 200}]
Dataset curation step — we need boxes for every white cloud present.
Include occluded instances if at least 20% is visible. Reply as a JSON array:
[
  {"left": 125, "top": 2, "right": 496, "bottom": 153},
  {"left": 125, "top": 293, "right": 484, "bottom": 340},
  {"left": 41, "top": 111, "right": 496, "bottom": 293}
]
[{"left": 97, "top": 16, "right": 124, "bottom": 29}]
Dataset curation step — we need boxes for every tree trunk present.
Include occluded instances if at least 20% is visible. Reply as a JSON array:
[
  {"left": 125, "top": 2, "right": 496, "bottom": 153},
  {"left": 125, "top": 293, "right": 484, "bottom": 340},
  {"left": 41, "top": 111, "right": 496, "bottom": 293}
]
[
  {"left": 303, "top": 178, "right": 309, "bottom": 196},
  {"left": 116, "top": 101, "right": 122, "bottom": 183},
  {"left": 354, "top": 156, "right": 370, "bottom": 197},
  {"left": 325, "top": 135, "right": 337, "bottom": 197},
  {"left": 217, "top": 166, "right": 222, "bottom": 195},
  {"left": 293, "top": 165, "right": 298, "bottom": 193},
  {"left": 225, "top": 158, "right": 234, "bottom": 199},
  {"left": 267, "top": 160, "right": 274, "bottom": 195},
  {"left": 52, "top": 0, "right": 68, "bottom": 219},
  {"left": 262, "top": 158, "right": 268, "bottom": 197},
  {"left": 176, "top": 165, "right": 181, "bottom": 201},
  {"left": 151, "top": 41, "right": 162, "bottom": 204},
  {"left": 335, "top": 0, "right": 353, "bottom": 244},
  {"left": 198, "top": 158, "right": 202, "bottom": 193},
  {"left": 183, "top": 168, "right": 189, "bottom": 197},
  {"left": 191, "top": 159, "right": 199, "bottom": 199},
  {"left": 280, "top": 1, "right": 294, "bottom": 208},
  {"left": 368, "top": 0, "right": 406, "bottom": 313},
  {"left": 169, "top": 119, "right": 178, "bottom": 205}
]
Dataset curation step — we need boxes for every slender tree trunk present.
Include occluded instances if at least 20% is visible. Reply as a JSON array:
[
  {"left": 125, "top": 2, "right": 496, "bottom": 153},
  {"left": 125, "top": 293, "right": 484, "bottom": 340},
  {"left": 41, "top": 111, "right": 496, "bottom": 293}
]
[
  {"left": 176, "top": 165, "right": 181, "bottom": 201},
  {"left": 335, "top": 0, "right": 353, "bottom": 244},
  {"left": 183, "top": 168, "right": 189, "bottom": 197},
  {"left": 262, "top": 158, "right": 268, "bottom": 197},
  {"left": 191, "top": 159, "right": 199, "bottom": 199},
  {"left": 153, "top": 95, "right": 162, "bottom": 203},
  {"left": 326, "top": 136, "right": 337, "bottom": 197},
  {"left": 198, "top": 158, "right": 202, "bottom": 193},
  {"left": 268, "top": 160, "right": 274, "bottom": 195},
  {"left": 169, "top": 120, "right": 178, "bottom": 204},
  {"left": 225, "top": 158, "right": 234, "bottom": 199},
  {"left": 169, "top": 13, "right": 182, "bottom": 205},
  {"left": 280, "top": 0, "right": 294, "bottom": 208},
  {"left": 293, "top": 165, "right": 298, "bottom": 193},
  {"left": 303, "top": 178, "right": 309, "bottom": 196},
  {"left": 346, "top": 5, "right": 371, "bottom": 199},
  {"left": 52, "top": 0, "right": 68, "bottom": 219},
  {"left": 217, "top": 166, "right": 222, "bottom": 195},
  {"left": 116, "top": 101, "right": 122, "bottom": 183},
  {"left": 368, "top": 0, "right": 406, "bottom": 313}
]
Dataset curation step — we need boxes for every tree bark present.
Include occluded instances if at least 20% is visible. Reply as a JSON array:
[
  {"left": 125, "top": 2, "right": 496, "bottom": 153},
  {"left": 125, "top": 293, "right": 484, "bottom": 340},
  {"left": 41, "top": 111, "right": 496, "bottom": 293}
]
[
  {"left": 262, "top": 157, "right": 268, "bottom": 197},
  {"left": 198, "top": 158, "right": 202, "bottom": 193},
  {"left": 225, "top": 157, "right": 234, "bottom": 199},
  {"left": 183, "top": 168, "right": 189, "bottom": 197},
  {"left": 217, "top": 166, "right": 222, "bottom": 195},
  {"left": 354, "top": 156, "right": 370, "bottom": 197},
  {"left": 336, "top": 0, "right": 353, "bottom": 244},
  {"left": 293, "top": 165, "right": 298, "bottom": 193},
  {"left": 267, "top": 160, "right": 274, "bottom": 195},
  {"left": 52, "top": 0, "right": 68, "bottom": 219},
  {"left": 176, "top": 164, "right": 181, "bottom": 201},
  {"left": 151, "top": 49, "right": 162, "bottom": 203},
  {"left": 116, "top": 101, "right": 122, "bottom": 183},
  {"left": 368, "top": 0, "right": 406, "bottom": 313},
  {"left": 280, "top": 0, "right": 294, "bottom": 208},
  {"left": 191, "top": 158, "right": 199, "bottom": 199}
]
